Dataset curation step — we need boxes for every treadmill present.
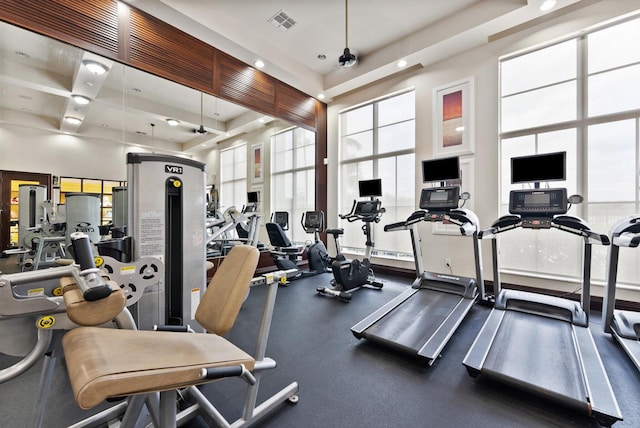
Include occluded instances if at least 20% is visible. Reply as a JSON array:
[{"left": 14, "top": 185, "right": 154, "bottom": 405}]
[
  {"left": 602, "top": 215, "right": 640, "bottom": 370},
  {"left": 462, "top": 185, "right": 622, "bottom": 426},
  {"left": 351, "top": 183, "right": 485, "bottom": 365}
]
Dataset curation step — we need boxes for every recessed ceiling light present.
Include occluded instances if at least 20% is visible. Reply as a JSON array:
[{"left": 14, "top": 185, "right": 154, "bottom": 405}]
[
  {"left": 64, "top": 116, "right": 82, "bottom": 125},
  {"left": 81, "top": 59, "right": 108, "bottom": 75},
  {"left": 15, "top": 51, "right": 30, "bottom": 59},
  {"left": 539, "top": 0, "right": 556, "bottom": 11},
  {"left": 317, "top": 94, "right": 326, "bottom": 100},
  {"left": 166, "top": 118, "right": 180, "bottom": 126},
  {"left": 71, "top": 94, "right": 91, "bottom": 105},
  {"left": 254, "top": 60, "right": 265, "bottom": 69},
  {"left": 397, "top": 59, "right": 408, "bottom": 68}
]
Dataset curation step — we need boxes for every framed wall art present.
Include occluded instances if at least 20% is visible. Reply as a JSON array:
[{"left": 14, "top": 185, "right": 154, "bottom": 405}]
[
  {"left": 251, "top": 143, "right": 263, "bottom": 183},
  {"left": 433, "top": 77, "right": 475, "bottom": 157}
]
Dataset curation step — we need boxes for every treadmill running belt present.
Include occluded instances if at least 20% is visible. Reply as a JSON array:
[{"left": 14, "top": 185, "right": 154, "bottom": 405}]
[
  {"left": 363, "top": 289, "right": 463, "bottom": 354},
  {"left": 483, "top": 311, "right": 588, "bottom": 411}
]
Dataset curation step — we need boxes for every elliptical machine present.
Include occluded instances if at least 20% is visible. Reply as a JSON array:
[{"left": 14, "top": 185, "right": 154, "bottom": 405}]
[{"left": 318, "top": 179, "right": 384, "bottom": 301}]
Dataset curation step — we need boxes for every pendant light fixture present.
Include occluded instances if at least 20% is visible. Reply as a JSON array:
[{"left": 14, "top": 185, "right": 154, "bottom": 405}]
[
  {"left": 196, "top": 92, "right": 207, "bottom": 134},
  {"left": 338, "top": 0, "right": 357, "bottom": 67}
]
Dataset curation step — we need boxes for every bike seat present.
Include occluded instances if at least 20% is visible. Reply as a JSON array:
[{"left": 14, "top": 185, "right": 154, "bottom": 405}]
[{"left": 326, "top": 228, "right": 344, "bottom": 236}]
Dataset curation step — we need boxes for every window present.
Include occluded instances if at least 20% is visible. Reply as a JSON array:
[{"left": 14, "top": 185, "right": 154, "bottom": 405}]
[
  {"left": 499, "top": 16, "right": 640, "bottom": 285},
  {"left": 338, "top": 90, "right": 415, "bottom": 259},
  {"left": 270, "top": 127, "right": 316, "bottom": 244},
  {"left": 219, "top": 144, "right": 247, "bottom": 213}
]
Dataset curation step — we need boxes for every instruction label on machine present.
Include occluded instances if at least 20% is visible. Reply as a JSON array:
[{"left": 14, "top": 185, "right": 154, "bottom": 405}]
[
  {"left": 191, "top": 288, "right": 201, "bottom": 320},
  {"left": 139, "top": 211, "right": 164, "bottom": 257}
]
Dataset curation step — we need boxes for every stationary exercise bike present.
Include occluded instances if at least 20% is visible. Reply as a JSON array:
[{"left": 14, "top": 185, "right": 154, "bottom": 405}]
[
  {"left": 318, "top": 180, "right": 385, "bottom": 301},
  {"left": 265, "top": 210, "right": 331, "bottom": 281}
]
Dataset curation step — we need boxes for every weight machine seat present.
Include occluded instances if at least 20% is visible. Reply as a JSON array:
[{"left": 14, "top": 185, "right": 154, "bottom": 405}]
[
  {"left": 62, "top": 244, "right": 259, "bottom": 410},
  {"left": 265, "top": 222, "right": 295, "bottom": 249}
]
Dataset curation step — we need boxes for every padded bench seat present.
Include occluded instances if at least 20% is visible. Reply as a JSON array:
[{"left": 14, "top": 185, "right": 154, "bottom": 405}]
[
  {"left": 62, "top": 244, "right": 260, "bottom": 411},
  {"left": 63, "top": 327, "right": 255, "bottom": 410}
]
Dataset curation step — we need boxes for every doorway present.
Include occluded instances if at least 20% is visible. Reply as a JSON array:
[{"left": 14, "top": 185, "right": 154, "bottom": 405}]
[{"left": 0, "top": 170, "right": 51, "bottom": 252}]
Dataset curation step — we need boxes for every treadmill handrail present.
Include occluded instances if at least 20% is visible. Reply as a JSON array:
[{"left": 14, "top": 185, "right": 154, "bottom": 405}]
[
  {"left": 479, "top": 215, "right": 522, "bottom": 239},
  {"left": 479, "top": 214, "right": 609, "bottom": 245},
  {"left": 385, "top": 208, "right": 479, "bottom": 232},
  {"left": 612, "top": 232, "right": 640, "bottom": 248},
  {"left": 551, "top": 216, "right": 610, "bottom": 245},
  {"left": 610, "top": 215, "right": 640, "bottom": 239}
]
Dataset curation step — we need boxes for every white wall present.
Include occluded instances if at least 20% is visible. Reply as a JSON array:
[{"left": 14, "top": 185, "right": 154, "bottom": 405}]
[
  {"left": 0, "top": 123, "right": 186, "bottom": 181},
  {"left": 327, "top": 1, "right": 640, "bottom": 301}
]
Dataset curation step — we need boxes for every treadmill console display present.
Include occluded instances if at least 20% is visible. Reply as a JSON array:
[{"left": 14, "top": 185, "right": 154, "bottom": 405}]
[
  {"left": 509, "top": 188, "right": 567, "bottom": 216},
  {"left": 419, "top": 186, "right": 460, "bottom": 211}
]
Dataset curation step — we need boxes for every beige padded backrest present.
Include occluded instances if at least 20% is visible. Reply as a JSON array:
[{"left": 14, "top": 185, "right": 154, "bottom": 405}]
[{"left": 195, "top": 244, "right": 259, "bottom": 335}]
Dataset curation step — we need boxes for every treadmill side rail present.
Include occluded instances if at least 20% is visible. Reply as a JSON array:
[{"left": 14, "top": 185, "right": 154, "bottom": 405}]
[
  {"left": 418, "top": 295, "right": 477, "bottom": 363},
  {"left": 611, "top": 328, "right": 640, "bottom": 372},
  {"left": 462, "top": 309, "right": 505, "bottom": 375},
  {"left": 573, "top": 326, "right": 623, "bottom": 425},
  {"left": 351, "top": 287, "right": 418, "bottom": 337}
]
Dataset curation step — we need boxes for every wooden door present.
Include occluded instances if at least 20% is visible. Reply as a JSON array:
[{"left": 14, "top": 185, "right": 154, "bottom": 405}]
[{"left": 0, "top": 171, "right": 51, "bottom": 252}]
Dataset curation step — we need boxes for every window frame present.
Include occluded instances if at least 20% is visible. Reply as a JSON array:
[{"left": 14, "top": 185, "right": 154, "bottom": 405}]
[
  {"left": 338, "top": 89, "right": 416, "bottom": 260},
  {"left": 498, "top": 15, "right": 640, "bottom": 286}
]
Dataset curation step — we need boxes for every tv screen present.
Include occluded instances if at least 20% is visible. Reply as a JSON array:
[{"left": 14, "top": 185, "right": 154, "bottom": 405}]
[
  {"left": 511, "top": 152, "right": 566, "bottom": 184},
  {"left": 359, "top": 179, "right": 382, "bottom": 197},
  {"left": 422, "top": 156, "right": 460, "bottom": 182},
  {"left": 247, "top": 191, "right": 259, "bottom": 203}
]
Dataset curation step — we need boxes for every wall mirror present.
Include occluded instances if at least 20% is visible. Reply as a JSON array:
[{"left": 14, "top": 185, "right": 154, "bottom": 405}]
[{"left": 0, "top": 20, "right": 313, "bottom": 250}]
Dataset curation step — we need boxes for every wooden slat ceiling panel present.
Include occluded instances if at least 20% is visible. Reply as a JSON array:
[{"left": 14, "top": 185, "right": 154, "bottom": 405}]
[
  {"left": 0, "top": 0, "right": 119, "bottom": 57},
  {"left": 218, "top": 54, "right": 276, "bottom": 116},
  {"left": 129, "top": 9, "right": 214, "bottom": 91},
  {"left": 276, "top": 82, "right": 318, "bottom": 130},
  {"left": 0, "top": 0, "right": 322, "bottom": 132}
]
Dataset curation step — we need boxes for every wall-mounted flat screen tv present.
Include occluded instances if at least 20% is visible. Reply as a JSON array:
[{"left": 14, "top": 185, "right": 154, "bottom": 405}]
[
  {"left": 422, "top": 156, "right": 460, "bottom": 183},
  {"left": 247, "top": 191, "right": 259, "bottom": 203},
  {"left": 358, "top": 179, "right": 382, "bottom": 197},
  {"left": 511, "top": 151, "right": 566, "bottom": 184}
]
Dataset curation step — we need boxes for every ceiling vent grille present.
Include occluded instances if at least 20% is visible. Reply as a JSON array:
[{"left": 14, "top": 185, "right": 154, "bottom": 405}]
[{"left": 268, "top": 10, "right": 296, "bottom": 32}]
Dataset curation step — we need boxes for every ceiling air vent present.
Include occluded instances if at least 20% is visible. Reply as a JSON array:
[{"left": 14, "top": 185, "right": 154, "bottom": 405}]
[{"left": 268, "top": 10, "right": 297, "bottom": 32}]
